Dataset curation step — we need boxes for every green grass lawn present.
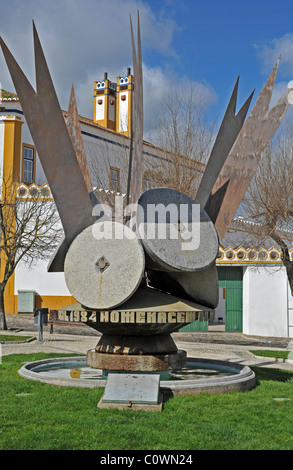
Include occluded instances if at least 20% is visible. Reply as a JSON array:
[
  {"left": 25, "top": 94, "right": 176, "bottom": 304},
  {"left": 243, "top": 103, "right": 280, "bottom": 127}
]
[
  {"left": 1, "top": 353, "right": 293, "bottom": 450},
  {"left": 250, "top": 350, "right": 291, "bottom": 360},
  {"left": 0, "top": 335, "right": 34, "bottom": 342}
]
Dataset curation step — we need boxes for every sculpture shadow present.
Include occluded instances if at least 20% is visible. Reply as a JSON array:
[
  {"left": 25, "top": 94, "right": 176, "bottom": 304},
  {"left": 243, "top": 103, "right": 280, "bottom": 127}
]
[{"left": 251, "top": 366, "right": 293, "bottom": 386}]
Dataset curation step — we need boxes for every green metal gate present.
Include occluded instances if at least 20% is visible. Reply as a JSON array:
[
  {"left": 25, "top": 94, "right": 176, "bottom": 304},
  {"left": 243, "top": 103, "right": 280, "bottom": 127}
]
[
  {"left": 218, "top": 266, "right": 243, "bottom": 332},
  {"left": 179, "top": 318, "right": 208, "bottom": 332},
  {"left": 179, "top": 266, "right": 243, "bottom": 333}
]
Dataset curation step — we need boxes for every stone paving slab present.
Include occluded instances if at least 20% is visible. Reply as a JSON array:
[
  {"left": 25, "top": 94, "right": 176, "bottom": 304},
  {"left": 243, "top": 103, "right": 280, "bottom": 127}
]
[
  {"left": 172, "top": 331, "right": 290, "bottom": 349},
  {"left": 174, "top": 340, "right": 293, "bottom": 372},
  {"left": 1, "top": 330, "right": 98, "bottom": 357},
  {"left": 4, "top": 313, "right": 98, "bottom": 336}
]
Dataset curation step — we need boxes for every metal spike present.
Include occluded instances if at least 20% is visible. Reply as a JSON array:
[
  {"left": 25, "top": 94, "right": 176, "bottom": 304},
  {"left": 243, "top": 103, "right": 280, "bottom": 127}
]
[
  {"left": 204, "top": 180, "right": 229, "bottom": 223},
  {"left": 126, "top": 15, "right": 135, "bottom": 207},
  {"left": 129, "top": 12, "right": 143, "bottom": 205},
  {"left": 130, "top": 14, "right": 137, "bottom": 72},
  {"left": 195, "top": 77, "right": 254, "bottom": 207},
  {"left": 66, "top": 84, "right": 98, "bottom": 206},
  {"left": 207, "top": 57, "right": 291, "bottom": 240},
  {"left": 33, "top": 21, "right": 55, "bottom": 99},
  {"left": 0, "top": 24, "right": 95, "bottom": 254},
  {"left": 248, "top": 56, "right": 281, "bottom": 119}
]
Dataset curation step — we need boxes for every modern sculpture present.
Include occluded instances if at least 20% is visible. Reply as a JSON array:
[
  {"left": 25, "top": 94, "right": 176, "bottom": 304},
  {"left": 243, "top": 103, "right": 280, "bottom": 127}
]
[{"left": 1, "top": 15, "right": 292, "bottom": 380}]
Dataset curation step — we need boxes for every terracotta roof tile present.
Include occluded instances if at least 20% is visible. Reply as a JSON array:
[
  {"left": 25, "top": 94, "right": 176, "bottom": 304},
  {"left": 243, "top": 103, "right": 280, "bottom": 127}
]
[{"left": 1, "top": 89, "right": 19, "bottom": 100}]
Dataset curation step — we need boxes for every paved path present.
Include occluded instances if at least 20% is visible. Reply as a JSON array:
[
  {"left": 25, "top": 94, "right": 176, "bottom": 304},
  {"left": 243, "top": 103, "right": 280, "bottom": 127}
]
[
  {"left": 1, "top": 330, "right": 98, "bottom": 357},
  {"left": 1, "top": 314, "right": 293, "bottom": 372}
]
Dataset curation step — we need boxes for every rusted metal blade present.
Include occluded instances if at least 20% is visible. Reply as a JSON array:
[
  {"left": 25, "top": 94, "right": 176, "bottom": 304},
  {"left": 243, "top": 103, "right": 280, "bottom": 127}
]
[
  {"left": 66, "top": 84, "right": 98, "bottom": 206},
  {"left": 204, "top": 180, "right": 229, "bottom": 223},
  {"left": 196, "top": 77, "right": 254, "bottom": 207},
  {"left": 66, "top": 85, "right": 91, "bottom": 192},
  {"left": 0, "top": 24, "right": 95, "bottom": 252},
  {"left": 207, "top": 57, "right": 291, "bottom": 240},
  {"left": 129, "top": 12, "right": 143, "bottom": 204}
]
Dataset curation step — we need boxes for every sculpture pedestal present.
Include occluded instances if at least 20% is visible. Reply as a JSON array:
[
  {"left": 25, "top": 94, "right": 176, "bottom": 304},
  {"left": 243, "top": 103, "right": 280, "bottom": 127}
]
[
  {"left": 94, "top": 333, "right": 178, "bottom": 355},
  {"left": 87, "top": 348, "right": 187, "bottom": 372},
  {"left": 57, "top": 287, "right": 214, "bottom": 373}
]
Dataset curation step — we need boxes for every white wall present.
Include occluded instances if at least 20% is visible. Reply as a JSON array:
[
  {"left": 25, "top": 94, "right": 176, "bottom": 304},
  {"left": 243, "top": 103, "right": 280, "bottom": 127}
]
[
  {"left": 118, "top": 92, "right": 128, "bottom": 133},
  {"left": 14, "top": 259, "right": 71, "bottom": 296},
  {"left": 95, "top": 95, "right": 105, "bottom": 121},
  {"left": 214, "top": 287, "right": 225, "bottom": 323},
  {"left": 287, "top": 282, "right": 293, "bottom": 338},
  {"left": 243, "top": 265, "right": 290, "bottom": 338},
  {"left": 81, "top": 124, "right": 166, "bottom": 194}
]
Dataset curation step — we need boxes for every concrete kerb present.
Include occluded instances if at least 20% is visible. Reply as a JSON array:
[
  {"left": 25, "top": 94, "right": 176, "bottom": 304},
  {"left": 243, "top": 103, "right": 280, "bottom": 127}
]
[
  {"left": 17, "top": 355, "right": 256, "bottom": 396},
  {"left": 0, "top": 336, "right": 36, "bottom": 344}
]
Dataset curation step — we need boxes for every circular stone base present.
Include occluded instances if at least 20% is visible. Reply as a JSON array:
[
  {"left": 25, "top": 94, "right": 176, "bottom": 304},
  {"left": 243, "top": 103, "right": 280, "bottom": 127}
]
[{"left": 86, "top": 349, "right": 187, "bottom": 371}]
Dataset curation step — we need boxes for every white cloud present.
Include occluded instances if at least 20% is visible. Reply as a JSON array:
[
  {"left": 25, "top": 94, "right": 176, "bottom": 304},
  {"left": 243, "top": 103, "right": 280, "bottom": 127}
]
[
  {"left": 254, "top": 33, "right": 293, "bottom": 77},
  {"left": 74, "top": 62, "right": 217, "bottom": 137},
  {"left": 0, "top": 0, "right": 180, "bottom": 121},
  {"left": 0, "top": 0, "right": 216, "bottom": 136},
  {"left": 269, "top": 80, "right": 293, "bottom": 131},
  {"left": 142, "top": 65, "right": 217, "bottom": 136},
  {"left": 0, "top": 0, "right": 178, "bottom": 100},
  {"left": 253, "top": 33, "right": 293, "bottom": 132}
]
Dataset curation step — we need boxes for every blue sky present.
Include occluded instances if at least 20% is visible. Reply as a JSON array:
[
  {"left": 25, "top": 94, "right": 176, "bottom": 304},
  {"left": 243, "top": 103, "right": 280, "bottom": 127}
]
[{"left": 1, "top": 0, "right": 293, "bottom": 134}]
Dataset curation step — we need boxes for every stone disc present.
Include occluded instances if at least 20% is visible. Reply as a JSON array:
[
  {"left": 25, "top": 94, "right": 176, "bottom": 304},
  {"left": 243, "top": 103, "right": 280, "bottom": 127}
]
[
  {"left": 64, "top": 221, "right": 145, "bottom": 310},
  {"left": 137, "top": 188, "right": 219, "bottom": 272}
]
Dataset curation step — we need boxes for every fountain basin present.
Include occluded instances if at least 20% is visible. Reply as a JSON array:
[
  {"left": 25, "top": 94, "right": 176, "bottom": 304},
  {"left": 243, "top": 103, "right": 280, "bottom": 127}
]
[{"left": 18, "top": 356, "right": 255, "bottom": 395}]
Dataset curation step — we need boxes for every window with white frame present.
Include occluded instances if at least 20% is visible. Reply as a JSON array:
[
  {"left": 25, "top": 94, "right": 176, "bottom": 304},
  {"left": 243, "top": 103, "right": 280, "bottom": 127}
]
[{"left": 23, "top": 145, "right": 35, "bottom": 184}]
